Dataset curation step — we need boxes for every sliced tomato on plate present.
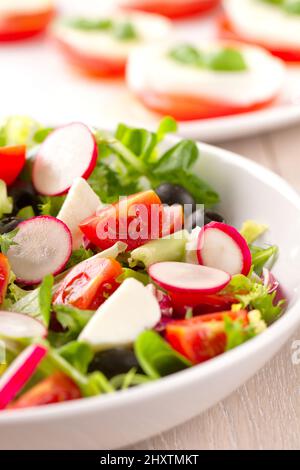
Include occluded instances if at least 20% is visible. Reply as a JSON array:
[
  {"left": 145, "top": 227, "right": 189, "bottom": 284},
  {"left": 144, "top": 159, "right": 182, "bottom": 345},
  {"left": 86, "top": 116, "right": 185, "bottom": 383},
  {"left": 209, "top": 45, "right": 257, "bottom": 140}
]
[
  {"left": 218, "top": 15, "right": 300, "bottom": 63},
  {"left": 53, "top": 256, "right": 123, "bottom": 310},
  {"left": 9, "top": 372, "right": 81, "bottom": 409},
  {"left": 165, "top": 310, "right": 248, "bottom": 363},
  {"left": 0, "top": 145, "right": 26, "bottom": 186},
  {"left": 54, "top": 37, "right": 126, "bottom": 78},
  {"left": 135, "top": 89, "right": 275, "bottom": 121},
  {"left": 80, "top": 190, "right": 163, "bottom": 251},
  {"left": 0, "top": 8, "right": 55, "bottom": 41},
  {"left": 0, "top": 254, "right": 10, "bottom": 305},
  {"left": 122, "top": 0, "right": 220, "bottom": 19}
]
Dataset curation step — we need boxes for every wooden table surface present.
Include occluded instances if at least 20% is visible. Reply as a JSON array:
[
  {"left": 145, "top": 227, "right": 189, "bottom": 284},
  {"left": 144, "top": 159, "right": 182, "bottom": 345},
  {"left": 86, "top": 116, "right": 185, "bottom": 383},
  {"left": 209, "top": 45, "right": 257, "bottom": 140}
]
[{"left": 130, "top": 123, "right": 300, "bottom": 451}]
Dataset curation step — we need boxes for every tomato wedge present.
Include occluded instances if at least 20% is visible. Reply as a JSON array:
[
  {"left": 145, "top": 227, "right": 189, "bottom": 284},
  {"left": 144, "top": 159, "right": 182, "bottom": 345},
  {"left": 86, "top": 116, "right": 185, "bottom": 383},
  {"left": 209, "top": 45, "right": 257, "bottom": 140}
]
[
  {"left": 9, "top": 372, "right": 81, "bottom": 409},
  {"left": 54, "top": 37, "right": 126, "bottom": 78},
  {"left": 218, "top": 15, "right": 300, "bottom": 63},
  {"left": 166, "top": 310, "right": 248, "bottom": 363},
  {"left": 0, "top": 254, "right": 10, "bottom": 305},
  {"left": 0, "top": 145, "right": 26, "bottom": 186},
  {"left": 53, "top": 256, "right": 123, "bottom": 310},
  {"left": 135, "top": 89, "right": 275, "bottom": 121},
  {"left": 0, "top": 8, "right": 55, "bottom": 41},
  {"left": 170, "top": 290, "right": 239, "bottom": 315},
  {"left": 80, "top": 190, "right": 163, "bottom": 252},
  {"left": 122, "top": 0, "right": 220, "bottom": 19}
]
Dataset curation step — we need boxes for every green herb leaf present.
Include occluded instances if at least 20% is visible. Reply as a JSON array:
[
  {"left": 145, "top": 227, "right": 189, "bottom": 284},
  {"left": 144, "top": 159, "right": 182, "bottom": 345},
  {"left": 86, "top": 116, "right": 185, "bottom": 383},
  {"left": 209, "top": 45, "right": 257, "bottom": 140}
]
[
  {"left": 0, "top": 180, "right": 13, "bottom": 219},
  {"left": 16, "top": 205, "right": 35, "bottom": 219},
  {"left": 251, "top": 244, "right": 278, "bottom": 275},
  {"left": 112, "top": 21, "right": 138, "bottom": 41},
  {"left": 134, "top": 330, "right": 192, "bottom": 379},
  {"left": 49, "top": 304, "right": 95, "bottom": 347},
  {"left": 208, "top": 47, "right": 248, "bottom": 72},
  {"left": 66, "top": 247, "right": 94, "bottom": 270},
  {"left": 38, "top": 274, "right": 54, "bottom": 327},
  {"left": 38, "top": 195, "right": 65, "bottom": 216},
  {"left": 58, "top": 341, "right": 94, "bottom": 374},
  {"left": 224, "top": 315, "right": 256, "bottom": 351},
  {"left": 240, "top": 220, "right": 268, "bottom": 244},
  {"left": 67, "top": 18, "right": 113, "bottom": 31},
  {"left": 0, "top": 228, "right": 18, "bottom": 254}
]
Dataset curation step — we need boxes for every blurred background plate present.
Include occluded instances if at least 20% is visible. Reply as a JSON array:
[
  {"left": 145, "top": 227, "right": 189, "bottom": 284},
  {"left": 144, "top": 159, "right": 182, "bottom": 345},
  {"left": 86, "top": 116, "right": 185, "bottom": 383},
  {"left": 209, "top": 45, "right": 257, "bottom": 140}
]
[{"left": 0, "top": 0, "right": 299, "bottom": 142}]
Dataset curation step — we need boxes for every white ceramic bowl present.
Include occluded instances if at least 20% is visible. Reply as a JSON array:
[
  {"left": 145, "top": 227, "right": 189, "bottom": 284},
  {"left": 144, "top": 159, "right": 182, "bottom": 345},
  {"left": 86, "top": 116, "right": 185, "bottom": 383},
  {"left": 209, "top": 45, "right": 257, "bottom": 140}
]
[{"left": 1, "top": 136, "right": 300, "bottom": 450}]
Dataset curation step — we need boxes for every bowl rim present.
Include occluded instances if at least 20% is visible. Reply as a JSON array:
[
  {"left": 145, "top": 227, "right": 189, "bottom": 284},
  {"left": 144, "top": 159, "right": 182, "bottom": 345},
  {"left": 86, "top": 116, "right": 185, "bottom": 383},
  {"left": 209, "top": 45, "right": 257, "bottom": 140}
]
[{"left": 1, "top": 136, "right": 300, "bottom": 425}]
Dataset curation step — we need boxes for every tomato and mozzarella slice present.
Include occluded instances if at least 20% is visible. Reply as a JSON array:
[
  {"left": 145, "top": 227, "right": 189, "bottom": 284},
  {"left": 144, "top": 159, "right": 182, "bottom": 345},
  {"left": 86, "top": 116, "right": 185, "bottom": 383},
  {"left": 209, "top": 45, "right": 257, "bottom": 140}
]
[
  {"left": 79, "top": 278, "right": 161, "bottom": 351},
  {"left": 0, "top": 0, "right": 55, "bottom": 41},
  {"left": 116, "top": 0, "right": 220, "bottom": 19},
  {"left": 57, "top": 178, "right": 103, "bottom": 250},
  {"left": 220, "top": 0, "right": 300, "bottom": 62},
  {"left": 52, "top": 11, "right": 172, "bottom": 77},
  {"left": 127, "top": 42, "right": 285, "bottom": 121}
]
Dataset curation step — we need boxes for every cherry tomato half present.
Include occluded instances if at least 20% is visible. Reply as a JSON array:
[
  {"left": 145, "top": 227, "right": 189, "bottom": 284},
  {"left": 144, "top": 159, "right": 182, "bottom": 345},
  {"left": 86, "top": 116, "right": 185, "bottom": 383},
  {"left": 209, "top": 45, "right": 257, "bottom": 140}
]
[
  {"left": 0, "top": 254, "right": 10, "bottom": 304},
  {"left": 166, "top": 310, "right": 248, "bottom": 363},
  {"left": 53, "top": 256, "right": 123, "bottom": 310},
  {"left": 9, "top": 372, "right": 81, "bottom": 409},
  {"left": 80, "top": 190, "right": 163, "bottom": 252},
  {"left": 0, "top": 145, "right": 26, "bottom": 186}
]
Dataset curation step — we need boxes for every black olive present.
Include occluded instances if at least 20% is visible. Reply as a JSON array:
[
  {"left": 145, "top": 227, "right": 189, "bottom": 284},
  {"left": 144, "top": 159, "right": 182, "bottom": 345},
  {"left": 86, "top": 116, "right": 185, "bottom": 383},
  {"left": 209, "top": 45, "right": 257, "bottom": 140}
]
[
  {"left": 186, "top": 209, "right": 225, "bottom": 231},
  {"left": 155, "top": 183, "right": 196, "bottom": 210},
  {"left": 88, "top": 348, "right": 142, "bottom": 379},
  {"left": 0, "top": 216, "right": 23, "bottom": 235},
  {"left": 8, "top": 181, "right": 39, "bottom": 214},
  {"left": 204, "top": 211, "right": 225, "bottom": 225}
]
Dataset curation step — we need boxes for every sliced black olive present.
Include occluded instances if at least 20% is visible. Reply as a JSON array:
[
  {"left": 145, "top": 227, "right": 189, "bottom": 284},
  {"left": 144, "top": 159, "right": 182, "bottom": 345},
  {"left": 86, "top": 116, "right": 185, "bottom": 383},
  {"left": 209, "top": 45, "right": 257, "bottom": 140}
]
[
  {"left": 0, "top": 216, "right": 23, "bottom": 235},
  {"left": 204, "top": 211, "right": 225, "bottom": 225},
  {"left": 88, "top": 348, "right": 142, "bottom": 379},
  {"left": 155, "top": 183, "right": 196, "bottom": 209},
  {"left": 8, "top": 181, "right": 39, "bottom": 214}
]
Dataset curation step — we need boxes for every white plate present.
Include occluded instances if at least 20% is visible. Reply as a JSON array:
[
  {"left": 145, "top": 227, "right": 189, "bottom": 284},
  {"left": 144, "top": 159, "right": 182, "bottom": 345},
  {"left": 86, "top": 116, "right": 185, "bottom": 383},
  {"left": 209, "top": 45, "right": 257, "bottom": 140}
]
[
  {"left": 1, "top": 132, "right": 300, "bottom": 450},
  {"left": 0, "top": 2, "right": 299, "bottom": 142}
]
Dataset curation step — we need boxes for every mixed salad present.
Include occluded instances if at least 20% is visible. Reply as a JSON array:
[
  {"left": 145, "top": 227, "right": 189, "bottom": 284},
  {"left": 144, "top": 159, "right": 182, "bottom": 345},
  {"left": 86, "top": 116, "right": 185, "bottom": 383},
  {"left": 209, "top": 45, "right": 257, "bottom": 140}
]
[{"left": 0, "top": 116, "right": 284, "bottom": 410}]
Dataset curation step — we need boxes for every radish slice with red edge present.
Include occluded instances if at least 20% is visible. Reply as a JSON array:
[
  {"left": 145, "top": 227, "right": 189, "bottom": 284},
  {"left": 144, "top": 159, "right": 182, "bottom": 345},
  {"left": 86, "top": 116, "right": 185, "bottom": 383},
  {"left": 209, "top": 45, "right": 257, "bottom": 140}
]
[
  {"left": 7, "top": 216, "right": 72, "bottom": 285},
  {"left": 148, "top": 261, "right": 231, "bottom": 295},
  {"left": 0, "top": 311, "right": 47, "bottom": 339},
  {"left": 32, "top": 122, "right": 98, "bottom": 196},
  {"left": 197, "top": 222, "right": 252, "bottom": 276},
  {"left": 0, "top": 344, "right": 47, "bottom": 410}
]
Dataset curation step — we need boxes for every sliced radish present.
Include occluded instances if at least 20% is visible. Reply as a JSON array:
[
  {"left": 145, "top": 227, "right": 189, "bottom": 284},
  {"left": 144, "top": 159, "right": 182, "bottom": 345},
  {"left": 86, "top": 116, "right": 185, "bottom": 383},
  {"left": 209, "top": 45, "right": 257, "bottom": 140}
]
[
  {"left": 148, "top": 261, "right": 231, "bottom": 295},
  {"left": 32, "top": 123, "right": 98, "bottom": 196},
  {"left": 7, "top": 216, "right": 72, "bottom": 285},
  {"left": 197, "top": 222, "right": 252, "bottom": 276},
  {"left": 0, "top": 344, "right": 47, "bottom": 410},
  {"left": 0, "top": 311, "right": 47, "bottom": 339}
]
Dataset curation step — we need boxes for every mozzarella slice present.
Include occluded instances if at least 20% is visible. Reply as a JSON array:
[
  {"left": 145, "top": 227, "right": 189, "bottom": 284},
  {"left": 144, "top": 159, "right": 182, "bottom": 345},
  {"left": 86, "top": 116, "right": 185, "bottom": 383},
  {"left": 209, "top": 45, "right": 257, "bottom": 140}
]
[
  {"left": 79, "top": 278, "right": 161, "bottom": 350},
  {"left": 52, "top": 11, "right": 172, "bottom": 61},
  {"left": 127, "top": 42, "right": 285, "bottom": 107},
  {"left": 223, "top": 0, "right": 300, "bottom": 50},
  {"left": 0, "top": 0, "right": 53, "bottom": 15},
  {"left": 57, "top": 177, "right": 102, "bottom": 250}
]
